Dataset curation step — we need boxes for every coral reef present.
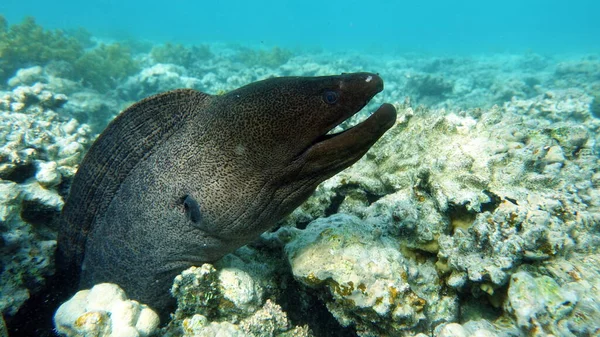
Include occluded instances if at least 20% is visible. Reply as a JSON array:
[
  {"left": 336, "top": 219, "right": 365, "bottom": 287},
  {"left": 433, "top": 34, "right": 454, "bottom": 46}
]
[
  {"left": 283, "top": 214, "right": 452, "bottom": 336},
  {"left": 407, "top": 74, "right": 454, "bottom": 99},
  {"left": 73, "top": 43, "right": 140, "bottom": 92},
  {"left": 54, "top": 283, "right": 160, "bottom": 337},
  {"left": 117, "top": 63, "right": 200, "bottom": 101},
  {"left": 4, "top": 66, "right": 126, "bottom": 134},
  {"left": 279, "top": 89, "right": 600, "bottom": 336},
  {"left": 0, "top": 16, "right": 83, "bottom": 84},
  {"left": 163, "top": 260, "right": 312, "bottom": 337},
  {"left": 0, "top": 16, "right": 139, "bottom": 93},
  {"left": 591, "top": 92, "right": 600, "bottom": 118},
  {"left": 0, "top": 315, "right": 6, "bottom": 337},
  {"left": 379, "top": 53, "right": 567, "bottom": 110},
  {"left": 507, "top": 270, "right": 577, "bottom": 334},
  {"left": 235, "top": 46, "right": 294, "bottom": 68},
  {"left": 555, "top": 56, "right": 600, "bottom": 77},
  {"left": 150, "top": 43, "right": 212, "bottom": 69},
  {"left": 429, "top": 254, "right": 600, "bottom": 337},
  {"left": 0, "top": 82, "right": 92, "bottom": 317},
  {"left": 7, "top": 66, "right": 46, "bottom": 88}
]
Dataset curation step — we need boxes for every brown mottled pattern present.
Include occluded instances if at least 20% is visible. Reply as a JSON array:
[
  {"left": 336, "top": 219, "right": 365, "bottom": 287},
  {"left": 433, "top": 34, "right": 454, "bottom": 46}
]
[
  {"left": 56, "top": 89, "right": 209, "bottom": 282},
  {"left": 57, "top": 73, "right": 396, "bottom": 319}
]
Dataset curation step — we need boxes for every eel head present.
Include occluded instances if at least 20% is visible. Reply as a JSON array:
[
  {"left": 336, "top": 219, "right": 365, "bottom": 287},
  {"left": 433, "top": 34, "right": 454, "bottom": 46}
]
[{"left": 208, "top": 73, "right": 397, "bottom": 240}]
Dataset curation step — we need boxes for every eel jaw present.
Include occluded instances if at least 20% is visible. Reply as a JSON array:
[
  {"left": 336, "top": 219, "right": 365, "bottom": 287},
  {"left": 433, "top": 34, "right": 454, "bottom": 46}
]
[{"left": 298, "top": 103, "right": 397, "bottom": 178}]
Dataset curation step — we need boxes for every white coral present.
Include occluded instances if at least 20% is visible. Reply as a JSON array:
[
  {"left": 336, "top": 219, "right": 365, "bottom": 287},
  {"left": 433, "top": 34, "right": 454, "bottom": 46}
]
[{"left": 54, "top": 283, "right": 160, "bottom": 337}]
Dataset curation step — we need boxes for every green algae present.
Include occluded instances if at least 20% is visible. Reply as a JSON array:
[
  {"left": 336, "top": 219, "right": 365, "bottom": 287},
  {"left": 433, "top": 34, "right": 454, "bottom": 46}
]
[
  {"left": 0, "top": 16, "right": 7, "bottom": 34},
  {"left": 73, "top": 43, "right": 140, "bottom": 91},
  {"left": 0, "top": 16, "right": 139, "bottom": 92},
  {"left": 171, "top": 265, "right": 223, "bottom": 320},
  {"left": 236, "top": 46, "right": 293, "bottom": 68},
  {"left": 407, "top": 74, "right": 454, "bottom": 98},
  {"left": 508, "top": 271, "right": 577, "bottom": 331},
  {"left": 64, "top": 27, "right": 94, "bottom": 48},
  {"left": 302, "top": 273, "right": 355, "bottom": 298},
  {"left": 591, "top": 93, "right": 600, "bottom": 118},
  {"left": 0, "top": 16, "right": 83, "bottom": 83},
  {"left": 150, "top": 43, "right": 212, "bottom": 68}
]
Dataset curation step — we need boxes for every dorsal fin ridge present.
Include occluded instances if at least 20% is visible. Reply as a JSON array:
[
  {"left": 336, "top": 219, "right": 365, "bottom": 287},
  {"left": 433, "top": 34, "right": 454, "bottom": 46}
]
[{"left": 56, "top": 89, "right": 212, "bottom": 277}]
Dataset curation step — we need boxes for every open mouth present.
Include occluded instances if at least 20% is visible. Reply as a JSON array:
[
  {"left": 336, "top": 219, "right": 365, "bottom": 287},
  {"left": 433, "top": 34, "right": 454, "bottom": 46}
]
[
  {"left": 313, "top": 121, "right": 357, "bottom": 145},
  {"left": 314, "top": 103, "right": 397, "bottom": 148},
  {"left": 321, "top": 99, "right": 373, "bottom": 137},
  {"left": 296, "top": 102, "right": 396, "bottom": 177},
  {"left": 311, "top": 98, "right": 395, "bottom": 148}
]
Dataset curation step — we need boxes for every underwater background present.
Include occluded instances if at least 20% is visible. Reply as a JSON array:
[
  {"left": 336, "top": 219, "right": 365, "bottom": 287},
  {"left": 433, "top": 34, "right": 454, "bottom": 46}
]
[
  {"left": 1, "top": 0, "right": 600, "bottom": 336},
  {"left": 2, "top": 0, "right": 600, "bottom": 53}
]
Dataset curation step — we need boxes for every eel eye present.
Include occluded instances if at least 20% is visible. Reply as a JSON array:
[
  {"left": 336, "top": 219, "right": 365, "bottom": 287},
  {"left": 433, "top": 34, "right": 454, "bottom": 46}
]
[{"left": 323, "top": 91, "right": 339, "bottom": 104}]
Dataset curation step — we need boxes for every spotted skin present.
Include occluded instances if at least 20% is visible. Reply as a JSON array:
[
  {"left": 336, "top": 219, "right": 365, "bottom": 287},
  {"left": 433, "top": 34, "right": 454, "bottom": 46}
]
[{"left": 56, "top": 73, "right": 397, "bottom": 319}]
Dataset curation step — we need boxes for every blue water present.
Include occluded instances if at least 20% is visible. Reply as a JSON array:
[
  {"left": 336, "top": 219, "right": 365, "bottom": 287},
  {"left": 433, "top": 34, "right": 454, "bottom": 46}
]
[{"left": 1, "top": 0, "right": 599, "bottom": 54}]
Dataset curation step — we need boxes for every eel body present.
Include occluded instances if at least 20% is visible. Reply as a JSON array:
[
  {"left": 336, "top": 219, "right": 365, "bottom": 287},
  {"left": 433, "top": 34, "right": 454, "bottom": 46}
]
[{"left": 56, "top": 73, "right": 397, "bottom": 319}]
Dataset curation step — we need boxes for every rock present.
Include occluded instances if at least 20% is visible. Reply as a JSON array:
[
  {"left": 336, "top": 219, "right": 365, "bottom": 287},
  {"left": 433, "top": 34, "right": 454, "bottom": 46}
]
[
  {"left": 165, "top": 262, "right": 311, "bottom": 337},
  {"left": 179, "top": 315, "right": 243, "bottom": 337},
  {"left": 435, "top": 323, "right": 466, "bottom": 337},
  {"left": 507, "top": 271, "right": 577, "bottom": 329},
  {"left": 283, "top": 214, "right": 437, "bottom": 336},
  {"left": 117, "top": 63, "right": 201, "bottom": 101},
  {"left": 7, "top": 66, "right": 45, "bottom": 88},
  {"left": 35, "top": 161, "right": 61, "bottom": 187},
  {"left": 543, "top": 145, "right": 565, "bottom": 163},
  {"left": 219, "top": 267, "right": 263, "bottom": 314}
]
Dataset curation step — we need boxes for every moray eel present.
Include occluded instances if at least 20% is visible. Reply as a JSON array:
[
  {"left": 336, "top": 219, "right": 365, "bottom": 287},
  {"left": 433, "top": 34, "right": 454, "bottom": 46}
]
[{"left": 56, "top": 72, "right": 397, "bottom": 319}]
